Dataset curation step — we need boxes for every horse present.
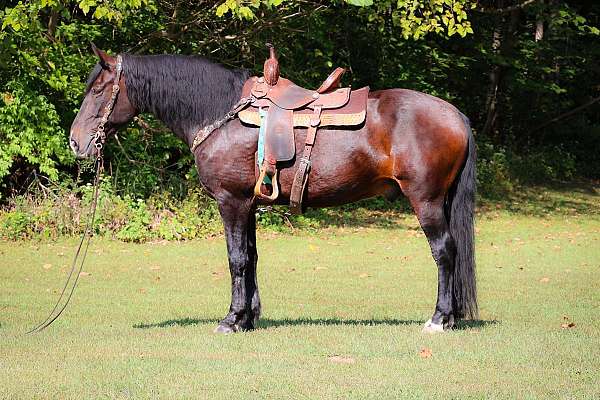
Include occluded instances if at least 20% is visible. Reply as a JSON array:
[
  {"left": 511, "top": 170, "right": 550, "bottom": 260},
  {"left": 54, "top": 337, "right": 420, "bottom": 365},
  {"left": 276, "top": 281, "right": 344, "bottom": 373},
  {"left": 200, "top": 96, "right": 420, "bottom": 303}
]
[{"left": 69, "top": 46, "right": 477, "bottom": 334}]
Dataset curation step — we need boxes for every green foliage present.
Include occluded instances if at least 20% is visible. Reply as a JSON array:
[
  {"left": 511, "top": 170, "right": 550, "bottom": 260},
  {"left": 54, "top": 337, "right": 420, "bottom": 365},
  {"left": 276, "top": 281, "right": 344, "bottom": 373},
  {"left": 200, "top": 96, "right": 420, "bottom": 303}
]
[
  {"left": 0, "top": 81, "right": 73, "bottom": 188},
  {"left": 0, "top": 0, "right": 599, "bottom": 218},
  {"left": 214, "top": 0, "right": 475, "bottom": 39},
  {"left": 0, "top": 208, "right": 30, "bottom": 240},
  {"left": 510, "top": 145, "right": 577, "bottom": 184},
  {"left": 0, "top": 177, "right": 224, "bottom": 241},
  {"left": 0, "top": 0, "right": 151, "bottom": 197},
  {"left": 115, "top": 198, "right": 151, "bottom": 242},
  {"left": 380, "top": 0, "right": 475, "bottom": 39},
  {"left": 476, "top": 141, "right": 513, "bottom": 199}
]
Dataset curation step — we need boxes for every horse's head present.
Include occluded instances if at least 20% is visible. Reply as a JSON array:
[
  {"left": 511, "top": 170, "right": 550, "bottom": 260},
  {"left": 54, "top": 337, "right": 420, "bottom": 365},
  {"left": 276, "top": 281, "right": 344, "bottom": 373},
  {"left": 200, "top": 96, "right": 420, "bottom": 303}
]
[{"left": 70, "top": 44, "right": 137, "bottom": 158}]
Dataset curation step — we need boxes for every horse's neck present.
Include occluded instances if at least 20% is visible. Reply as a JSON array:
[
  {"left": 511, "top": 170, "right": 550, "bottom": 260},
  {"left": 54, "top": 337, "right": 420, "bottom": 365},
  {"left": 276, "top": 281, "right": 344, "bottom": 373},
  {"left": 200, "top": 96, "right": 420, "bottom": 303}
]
[{"left": 123, "top": 55, "right": 248, "bottom": 147}]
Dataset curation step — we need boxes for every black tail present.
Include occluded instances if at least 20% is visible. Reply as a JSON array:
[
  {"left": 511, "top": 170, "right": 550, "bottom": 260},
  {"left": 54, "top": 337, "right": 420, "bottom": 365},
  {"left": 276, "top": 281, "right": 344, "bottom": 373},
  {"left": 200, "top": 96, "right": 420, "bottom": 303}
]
[{"left": 447, "top": 114, "right": 478, "bottom": 319}]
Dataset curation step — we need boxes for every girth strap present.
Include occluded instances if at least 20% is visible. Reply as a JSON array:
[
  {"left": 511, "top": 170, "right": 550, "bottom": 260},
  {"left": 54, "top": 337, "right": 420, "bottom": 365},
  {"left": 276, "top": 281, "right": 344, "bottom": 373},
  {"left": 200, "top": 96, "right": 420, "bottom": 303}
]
[{"left": 290, "top": 105, "right": 322, "bottom": 214}]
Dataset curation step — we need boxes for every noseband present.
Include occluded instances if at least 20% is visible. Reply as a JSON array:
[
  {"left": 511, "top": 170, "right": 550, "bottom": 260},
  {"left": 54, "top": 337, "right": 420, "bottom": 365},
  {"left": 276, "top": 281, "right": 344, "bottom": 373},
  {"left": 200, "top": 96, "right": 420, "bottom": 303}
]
[{"left": 91, "top": 54, "right": 123, "bottom": 151}]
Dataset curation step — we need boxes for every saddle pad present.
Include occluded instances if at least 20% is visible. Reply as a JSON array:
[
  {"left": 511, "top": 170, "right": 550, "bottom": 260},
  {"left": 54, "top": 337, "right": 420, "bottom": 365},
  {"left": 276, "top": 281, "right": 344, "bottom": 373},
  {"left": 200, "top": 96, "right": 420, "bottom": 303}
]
[{"left": 240, "top": 86, "right": 369, "bottom": 128}]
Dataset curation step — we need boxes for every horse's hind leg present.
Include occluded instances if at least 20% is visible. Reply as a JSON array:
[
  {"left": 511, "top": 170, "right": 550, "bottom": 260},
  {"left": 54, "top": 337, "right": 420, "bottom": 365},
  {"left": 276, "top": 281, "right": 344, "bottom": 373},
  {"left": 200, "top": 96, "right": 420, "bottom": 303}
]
[
  {"left": 410, "top": 197, "right": 457, "bottom": 333},
  {"left": 214, "top": 196, "right": 261, "bottom": 333},
  {"left": 246, "top": 210, "right": 261, "bottom": 325}
]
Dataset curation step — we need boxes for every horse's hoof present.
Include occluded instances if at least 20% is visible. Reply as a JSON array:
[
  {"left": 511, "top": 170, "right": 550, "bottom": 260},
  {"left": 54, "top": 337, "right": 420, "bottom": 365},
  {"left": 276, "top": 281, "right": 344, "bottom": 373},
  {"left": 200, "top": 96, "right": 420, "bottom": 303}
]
[
  {"left": 444, "top": 314, "right": 456, "bottom": 330},
  {"left": 422, "top": 319, "right": 445, "bottom": 334},
  {"left": 214, "top": 324, "right": 236, "bottom": 334}
]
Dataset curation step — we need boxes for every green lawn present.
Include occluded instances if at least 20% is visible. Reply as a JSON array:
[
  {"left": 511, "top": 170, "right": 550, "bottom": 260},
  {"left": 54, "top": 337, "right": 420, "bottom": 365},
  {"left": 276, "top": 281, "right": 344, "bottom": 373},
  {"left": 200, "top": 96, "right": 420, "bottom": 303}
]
[{"left": 1, "top": 189, "right": 600, "bottom": 399}]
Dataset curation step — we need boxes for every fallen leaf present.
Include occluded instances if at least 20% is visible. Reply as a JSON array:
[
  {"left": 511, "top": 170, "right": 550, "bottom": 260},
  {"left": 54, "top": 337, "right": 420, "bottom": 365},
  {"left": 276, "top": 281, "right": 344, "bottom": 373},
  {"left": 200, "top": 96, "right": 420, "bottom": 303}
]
[
  {"left": 359, "top": 273, "right": 369, "bottom": 278},
  {"left": 539, "top": 277, "right": 550, "bottom": 283},
  {"left": 79, "top": 271, "right": 91, "bottom": 277},
  {"left": 314, "top": 266, "right": 327, "bottom": 271},
  {"left": 561, "top": 322, "right": 576, "bottom": 329},
  {"left": 328, "top": 355, "right": 355, "bottom": 364},
  {"left": 42, "top": 263, "right": 52, "bottom": 270},
  {"left": 154, "top": 276, "right": 161, "bottom": 282},
  {"left": 419, "top": 347, "right": 432, "bottom": 358},
  {"left": 150, "top": 266, "right": 160, "bottom": 271},
  {"left": 138, "top": 288, "right": 147, "bottom": 294},
  {"left": 211, "top": 271, "right": 224, "bottom": 279}
]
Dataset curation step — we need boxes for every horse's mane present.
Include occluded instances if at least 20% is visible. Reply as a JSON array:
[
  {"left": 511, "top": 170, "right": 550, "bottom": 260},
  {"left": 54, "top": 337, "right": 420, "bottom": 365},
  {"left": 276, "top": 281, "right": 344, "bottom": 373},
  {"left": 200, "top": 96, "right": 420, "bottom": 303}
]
[
  {"left": 85, "top": 63, "right": 103, "bottom": 94},
  {"left": 121, "top": 54, "right": 250, "bottom": 137}
]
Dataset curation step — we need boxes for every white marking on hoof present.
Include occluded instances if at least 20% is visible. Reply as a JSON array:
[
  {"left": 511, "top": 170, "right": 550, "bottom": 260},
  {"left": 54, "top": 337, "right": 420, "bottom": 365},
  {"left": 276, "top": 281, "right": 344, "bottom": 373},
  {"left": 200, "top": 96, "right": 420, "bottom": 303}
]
[
  {"left": 422, "top": 319, "right": 445, "bottom": 334},
  {"left": 213, "top": 324, "right": 235, "bottom": 334}
]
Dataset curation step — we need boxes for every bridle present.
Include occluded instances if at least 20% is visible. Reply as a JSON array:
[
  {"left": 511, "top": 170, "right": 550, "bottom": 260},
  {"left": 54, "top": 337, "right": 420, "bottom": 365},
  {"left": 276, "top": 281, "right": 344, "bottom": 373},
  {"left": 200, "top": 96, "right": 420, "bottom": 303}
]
[
  {"left": 26, "top": 55, "right": 123, "bottom": 334},
  {"left": 91, "top": 54, "right": 123, "bottom": 152}
]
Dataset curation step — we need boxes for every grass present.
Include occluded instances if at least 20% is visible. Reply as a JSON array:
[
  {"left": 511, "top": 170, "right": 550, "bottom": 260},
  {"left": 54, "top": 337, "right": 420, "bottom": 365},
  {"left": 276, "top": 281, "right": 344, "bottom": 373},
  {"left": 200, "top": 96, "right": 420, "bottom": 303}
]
[{"left": 1, "top": 185, "right": 599, "bottom": 399}]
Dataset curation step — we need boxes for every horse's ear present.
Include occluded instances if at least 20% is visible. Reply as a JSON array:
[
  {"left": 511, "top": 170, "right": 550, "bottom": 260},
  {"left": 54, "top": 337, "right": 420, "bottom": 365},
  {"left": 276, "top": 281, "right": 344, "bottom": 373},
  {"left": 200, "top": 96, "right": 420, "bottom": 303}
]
[{"left": 90, "top": 42, "right": 114, "bottom": 70}]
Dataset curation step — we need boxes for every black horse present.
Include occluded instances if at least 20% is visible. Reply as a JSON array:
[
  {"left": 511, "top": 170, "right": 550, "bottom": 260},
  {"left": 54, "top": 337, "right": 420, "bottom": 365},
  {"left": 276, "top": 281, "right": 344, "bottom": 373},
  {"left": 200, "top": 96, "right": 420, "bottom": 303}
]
[{"left": 70, "top": 46, "right": 477, "bottom": 333}]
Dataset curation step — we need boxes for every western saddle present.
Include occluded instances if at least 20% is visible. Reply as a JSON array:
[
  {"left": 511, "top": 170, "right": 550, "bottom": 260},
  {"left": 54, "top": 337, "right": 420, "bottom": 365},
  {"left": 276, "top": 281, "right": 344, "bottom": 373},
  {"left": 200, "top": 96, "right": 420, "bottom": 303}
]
[{"left": 238, "top": 45, "right": 369, "bottom": 214}]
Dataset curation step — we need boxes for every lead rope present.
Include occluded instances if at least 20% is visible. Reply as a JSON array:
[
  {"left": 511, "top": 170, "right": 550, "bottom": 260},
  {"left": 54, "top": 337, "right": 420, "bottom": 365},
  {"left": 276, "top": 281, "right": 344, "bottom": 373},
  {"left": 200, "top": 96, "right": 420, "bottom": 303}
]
[
  {"left": 26, "top": 55, "right": 122, "bottom": 334},
  {"left": 26, "top": 154, "right": 103, "bottom": 334}
]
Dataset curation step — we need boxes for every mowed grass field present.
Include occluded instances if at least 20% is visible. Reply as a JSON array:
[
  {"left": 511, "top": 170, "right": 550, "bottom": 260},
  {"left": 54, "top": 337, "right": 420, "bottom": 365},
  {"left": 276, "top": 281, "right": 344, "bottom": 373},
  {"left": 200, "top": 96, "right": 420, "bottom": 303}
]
[{"left": 1, "top": 187, "right": 599, "bottom": 399}]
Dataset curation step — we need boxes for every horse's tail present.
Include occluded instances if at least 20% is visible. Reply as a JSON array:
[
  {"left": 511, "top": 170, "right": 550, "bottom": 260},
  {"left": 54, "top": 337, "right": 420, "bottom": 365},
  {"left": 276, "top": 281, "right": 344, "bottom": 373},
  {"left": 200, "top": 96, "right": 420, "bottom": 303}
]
[{"left": 447, "top": 114, "right": 478, "bottom": 319}]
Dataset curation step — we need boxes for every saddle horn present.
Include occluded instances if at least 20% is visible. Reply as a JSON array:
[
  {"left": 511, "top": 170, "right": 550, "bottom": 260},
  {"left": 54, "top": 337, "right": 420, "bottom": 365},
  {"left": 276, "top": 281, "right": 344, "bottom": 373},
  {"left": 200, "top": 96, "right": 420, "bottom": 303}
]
[{"left": 263, "top": 43, "right": 280, "bottom": 86}]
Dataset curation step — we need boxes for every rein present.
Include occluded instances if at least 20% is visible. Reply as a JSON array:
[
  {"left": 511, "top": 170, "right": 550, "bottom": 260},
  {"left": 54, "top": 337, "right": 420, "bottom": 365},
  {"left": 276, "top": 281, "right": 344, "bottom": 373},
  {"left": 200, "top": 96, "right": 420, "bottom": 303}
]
[{"left": 27, "top": 55, "right": 123, "bottom": 334}]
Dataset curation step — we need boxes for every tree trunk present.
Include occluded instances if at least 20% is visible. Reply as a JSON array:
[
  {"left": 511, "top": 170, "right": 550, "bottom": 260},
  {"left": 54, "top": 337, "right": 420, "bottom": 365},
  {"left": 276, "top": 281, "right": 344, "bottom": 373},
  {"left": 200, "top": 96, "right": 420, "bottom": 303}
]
[
  {"left": 48, "top": 8, "right": 59, "bottom": 39},
  {"left": 481, "top": 7, "right": 521, "bottom": 143}
]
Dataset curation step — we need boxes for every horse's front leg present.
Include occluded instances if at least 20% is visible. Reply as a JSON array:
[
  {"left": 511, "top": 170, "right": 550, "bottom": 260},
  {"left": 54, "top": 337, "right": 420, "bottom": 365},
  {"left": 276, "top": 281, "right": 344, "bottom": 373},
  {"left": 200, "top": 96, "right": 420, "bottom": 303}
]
[{"left": 214, "top": 196, "right": 261, "bottom": 334}]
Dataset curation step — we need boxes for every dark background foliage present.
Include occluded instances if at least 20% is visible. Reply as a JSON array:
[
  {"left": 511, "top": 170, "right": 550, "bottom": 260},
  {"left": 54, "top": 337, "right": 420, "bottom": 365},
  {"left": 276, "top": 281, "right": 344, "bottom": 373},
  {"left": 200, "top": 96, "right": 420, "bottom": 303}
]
[{"left": 0, "top": 0, "right": 598, "bottom": 207}]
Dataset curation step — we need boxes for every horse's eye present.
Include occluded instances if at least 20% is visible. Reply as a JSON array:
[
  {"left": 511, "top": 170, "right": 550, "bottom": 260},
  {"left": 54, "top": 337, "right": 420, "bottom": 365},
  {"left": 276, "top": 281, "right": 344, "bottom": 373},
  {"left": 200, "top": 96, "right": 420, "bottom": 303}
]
[{"left": 91, "top": 87, "right": 101, "bottom": 95}]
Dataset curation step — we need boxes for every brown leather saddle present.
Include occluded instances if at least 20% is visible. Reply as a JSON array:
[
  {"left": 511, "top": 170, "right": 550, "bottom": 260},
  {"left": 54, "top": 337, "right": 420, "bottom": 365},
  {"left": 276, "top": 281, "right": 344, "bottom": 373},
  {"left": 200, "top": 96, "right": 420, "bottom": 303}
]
[{"left": 239, "top": 45, "right": 369, "bottom": 214}]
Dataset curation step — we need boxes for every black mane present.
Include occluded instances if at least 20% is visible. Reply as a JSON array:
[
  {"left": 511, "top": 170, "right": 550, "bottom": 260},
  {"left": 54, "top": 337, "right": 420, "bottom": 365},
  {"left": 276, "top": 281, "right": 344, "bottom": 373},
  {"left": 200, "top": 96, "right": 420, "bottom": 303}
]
[
  {"left": 85, "top": 63, "right": 103, "bottom": 94},
  {"left": 121, "top": 54, "right": 250, "bottom": 143}
]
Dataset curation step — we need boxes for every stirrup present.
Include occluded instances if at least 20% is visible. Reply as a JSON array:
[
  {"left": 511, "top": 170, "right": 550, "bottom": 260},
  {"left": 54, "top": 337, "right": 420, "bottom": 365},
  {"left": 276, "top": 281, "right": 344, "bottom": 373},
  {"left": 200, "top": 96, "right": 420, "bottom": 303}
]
[{"left": 254, "top": 163, "right": 279, "bottom": 201}]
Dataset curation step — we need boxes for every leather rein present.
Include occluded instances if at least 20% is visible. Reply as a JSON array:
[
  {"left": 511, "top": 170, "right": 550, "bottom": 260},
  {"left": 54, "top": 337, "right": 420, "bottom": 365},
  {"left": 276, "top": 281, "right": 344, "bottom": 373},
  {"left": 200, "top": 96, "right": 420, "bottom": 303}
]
[{"left": 27, "top": 55, "right": 123, "bottom": 334}]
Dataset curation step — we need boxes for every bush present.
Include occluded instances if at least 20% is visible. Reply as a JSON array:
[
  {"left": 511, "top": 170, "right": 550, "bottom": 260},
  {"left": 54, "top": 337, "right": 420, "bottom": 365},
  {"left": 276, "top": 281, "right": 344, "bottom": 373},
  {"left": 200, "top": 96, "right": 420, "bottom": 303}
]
[
  {"left": 476, "top": 141, "right": 513, "bottom": 198},
  {"left": 510, "top": 145, "right": 577, "bottom": 183},
  {"left": 0, "top": 178, "right": 225, "bottom": 242}
]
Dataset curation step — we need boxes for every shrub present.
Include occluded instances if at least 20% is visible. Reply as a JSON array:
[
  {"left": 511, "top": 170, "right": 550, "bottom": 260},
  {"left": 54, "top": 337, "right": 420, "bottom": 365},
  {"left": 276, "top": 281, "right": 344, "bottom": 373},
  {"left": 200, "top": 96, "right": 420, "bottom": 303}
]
[
  {"left": 510, "top": 145, "right": 577, "bottom": 183},
  {"left": 476, "top": 141, "right": 513, "bottom": 198}
]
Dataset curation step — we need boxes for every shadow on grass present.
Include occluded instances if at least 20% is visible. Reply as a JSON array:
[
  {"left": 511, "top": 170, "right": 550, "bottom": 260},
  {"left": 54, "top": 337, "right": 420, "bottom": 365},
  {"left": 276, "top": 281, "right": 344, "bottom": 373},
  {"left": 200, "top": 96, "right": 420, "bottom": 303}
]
[{"left": 134, "top": 317, "right": 499, "bottom": 331}]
